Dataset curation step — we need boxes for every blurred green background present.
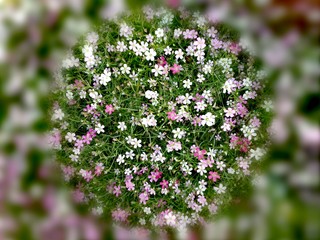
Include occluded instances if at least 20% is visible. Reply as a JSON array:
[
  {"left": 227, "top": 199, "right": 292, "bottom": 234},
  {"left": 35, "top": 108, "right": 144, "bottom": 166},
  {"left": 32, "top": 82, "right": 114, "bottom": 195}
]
[{"left": 0, "top": 0, "right": 319, "bottom": 239}]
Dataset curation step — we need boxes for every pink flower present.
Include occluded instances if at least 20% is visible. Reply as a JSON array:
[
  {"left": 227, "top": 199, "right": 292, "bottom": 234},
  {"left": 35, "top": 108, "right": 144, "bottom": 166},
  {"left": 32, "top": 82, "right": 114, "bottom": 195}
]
[
  {"left": 148, "top": 169, "right": 162, "bottom": 183},
  {"left": 112, "top": 208, "right": 130, "bottom": 222},
  {"left": 74, "top": 79, "right": 84, "bottom": 89},
  {"left": 139, "top": 192, "right": 149, "bottom": 205},
  {"left": 157, "top": 56, "right": 167, "bottom": 66},
  {"left": 113, "top": 185, "right": 122, "bottom": 197},
  {"left": 95, "top": 163, "right": 104, "bottom": 176},
  {"left": 73, "top": 188, "right": 85, "bottom": 203},
  {"left": 75, "top": 139, "right": 84, "bottom": 149},
  {"left": 125, "top": 181, "right": 135, "bottom": 191},
  {"left": 105, "top": 104, "right": 115, "bottom": 115},
  {"left": 80, "top": 169, "right": 93, "bottom": 182},
  {"left": 194, "top": 147, "right": 207, "bottom": 160},
  {"left": 160, "top": 179, "right": 169, "bottom": 189},
  {"left": 229, "top": 42, "right": 241, "bottom": 55},
  {"left": 170, "top": 63, "right": 181, "bottom": 74},
  {"left": 198, "top": 195, "right": 207, "bottom": 206},
  {"left": 167, "top": 111, "right": 177, "bottom": 121},
  {"left": 208, "top": 171, "right": 220, "bottom": 182}
]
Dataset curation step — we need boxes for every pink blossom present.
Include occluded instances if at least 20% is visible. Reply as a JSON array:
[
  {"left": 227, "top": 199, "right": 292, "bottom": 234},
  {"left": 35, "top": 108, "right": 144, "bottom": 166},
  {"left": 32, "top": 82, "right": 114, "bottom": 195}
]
[
  {"left": 112, "top": 208, "right": 130, "bottom": 222},
  {"left": 74, "top": 79, "right": 84, "bottom": 89},
  {"left": 198, "top": 195, "right": 207, "bottom": 206},
  {"left": 192, "top": 116, "right": 202, "bottom": 126},
  {"left": 160, "top": 179, "right": 169, "bottom": 189},
  {"left": 170, "top": 64, "right": 181, "bottom": 74},
  {"left": 113, "top": 185, "right": 122, "bottom": 197},
  {"left": 167, "top": 111, "right": 177, "bottom": 121},
  {"left": 73, "top": 188, "right": 85, "bottom": 203},
  {"left": 95, "top": 163, "right": 104, "bottom": 176},
  {"left": 75, "top": 139, "right": 84, "bottom": 149},
  {"left": 80, "top": 169, "right": 93, "bottom": 182},
  {"left": 125, "top": 181, "right": 135, "bottom": 191},
  {"left": 208, "top": 171, "right": 220, "bottom": 182},
  {"left": 229, "top": 42, "right": 241, "bottom": 55},
  {"left": 139, "top": 192, "right": 149, "bottom": 205},
  {"left": 194, "top": 147, "right": 207, "bottom": 160},
  {"left": 251, "top": 116, "right": 261, "bottom": 128},
  {"left": 192, "top": 93, "right": 205, "bottom": 102},
  {"left": 157, "top": 56, "right": 167, "bottom": 66},
  {"left": 105, "top": 104, "right": 115, "bottom": 115}
]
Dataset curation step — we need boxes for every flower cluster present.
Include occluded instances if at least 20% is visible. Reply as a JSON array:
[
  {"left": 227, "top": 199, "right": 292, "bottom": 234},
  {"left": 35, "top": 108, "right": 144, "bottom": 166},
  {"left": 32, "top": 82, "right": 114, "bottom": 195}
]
[{"left": 52, "top": 6, "right": 270, "bottom": 232}]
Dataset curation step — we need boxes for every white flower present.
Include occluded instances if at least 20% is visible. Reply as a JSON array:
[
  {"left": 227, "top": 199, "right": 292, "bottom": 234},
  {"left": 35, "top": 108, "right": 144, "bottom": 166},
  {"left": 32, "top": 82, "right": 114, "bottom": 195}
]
[
  {"left": 140, "top": 152, "right": 148, "bottom": 161},
  {"left": 131, "top": 138, "right": 142, "bottom": 148},
  {"left": 125, "top": 150, "right": 135, "bottom": 159},
  {"left": 263, "top": 100, "right": 273, "bottom": 112},
  {"left": 165, "top": 212, "right": 177, "bottom": 226},
  {"left": 197, "top": 163, "right": 207, "bottom": 176},
  {"left": 228, "top": 168, "right": 235, "bottom": 174},
  {"left": 95, "top": 123, "right": 105, "bottom": 134},
  {"left": 139, "top": 218, "right": 146, "bottom": 225},
  {"left": 116, "top": 154, "right": 125, "bottom": 165},
  {"left": 120, "top": 64, "right": 131, "bottom": 74},
  {"left": 119, "top": 23, "right": 133, "bottom": 38},
  {"left": 172, "top": 128, "right": 186, "bottom": 139},
  {"left": 151, "top": 64, "right": 164, "bottom": 77},
  {"left": 87, "top": 32, "right": 99, "bottom": 44},
  {"left": 195, "top": 101, "right": 207, "bottom": 112},
  {"left": 141, "top": 114, "right": 157, "bottom": 127},
  {"left": 174, "top": 28, "right": 182, "bottom": 38},
  {"left": 242, "top": 77, "right": 252, "bottom": 87},
  {"left": 196, "top": 73, "right": 205, "bottom": 83},
  {"left": 214, "top": 183, "right": 226, "bottom": 194},
  {"left": 79, "top": 90, "right": 86, "bottom": 99},
  {"left": 164, "top": 46, "right": 172, "bottom": 55},
  {"left": 73, "top": 148, "right": 80, "bottom": 155},
  {"left": 62, "top": 56, "right": 80, "bottom": 68},
  {"left": 146, "top": 34, "right": 153, "bottom": 43},
  {"left": 116, "top": 41, "right": 127, "bottom": 52},
  {"left": 117, "top": 122, "right": 127, "bottom": 131},
  {"left": 145, "top": 48, "right": 156, "bottom": 61},
  {"left": 216, "top": 161, "right": 226, "bottom": 171},
  {"left": 99, "top": 69, "right": 112, "bottom": 85},
  {"left": 52, "top": 108, "right": 64, "bottom": 121},
  {"left": 144, "top": 207, "right": 151, "bottom": 214},
  {"left": 224, "top": 108, "right": 236, "bottom": 118},
  {"left": 82, "top": 44, "right": 93, "bottom": 57},
  {"left": 155, "top": 28, "right": 164, "bottom": 38},
  {"left": 65, "top": 132, "right": 76, "bottom": 143},
  {"left": 241, "top": 125, "right": 257, "bottom": 140},
  {"left": 70, "top": 154, "right": 79, "bottom": 162},
  {"left": 124, "top": 168, "right": 132, "bottom": 175},
  {"left": 249, "top": 148, "right": 265, "bottom": 160},
  {"left": 183, "top": 79, "right": 192, "bottom": 89},
  {"left": 201, "top": 112, "right": 216, "bottom": 126},
  {"left": 194, "top": 37, "right": 206, "bottom": 50},
  {"left": 92, "top": 206, "right": 103, "bottom": 216},
  {"left": 145, "top": 90, "right": 159, "bottom": 100},
  {"left": 175, "top": 49, "right": 184, "bottom": 60},
  {"left": 89, "top": 89, "right": 99, "bottom": 99}
]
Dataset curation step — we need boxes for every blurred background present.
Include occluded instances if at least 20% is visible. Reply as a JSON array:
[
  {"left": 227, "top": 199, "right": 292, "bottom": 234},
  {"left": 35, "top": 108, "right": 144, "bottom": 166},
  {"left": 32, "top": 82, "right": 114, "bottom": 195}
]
[{"left": 0, "top": 0, "right": 319, "bottom": 239}]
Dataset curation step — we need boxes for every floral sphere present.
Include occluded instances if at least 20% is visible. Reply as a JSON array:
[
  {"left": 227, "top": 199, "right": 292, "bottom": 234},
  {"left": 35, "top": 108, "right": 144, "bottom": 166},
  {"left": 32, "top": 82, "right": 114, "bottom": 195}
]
[{"left": 51, "top": 6, "right": 271, "bottom": 232}]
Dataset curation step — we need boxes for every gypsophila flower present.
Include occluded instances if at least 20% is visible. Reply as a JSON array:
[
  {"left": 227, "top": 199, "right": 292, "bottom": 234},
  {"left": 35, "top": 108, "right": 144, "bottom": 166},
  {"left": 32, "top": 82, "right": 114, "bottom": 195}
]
[
  {"left": 117, "top": 122, "right": 127, "bottom": 131},
  {"left": 65, "top": 132, "right": 76, "bottom": 143},
  {"left": 214, "top": 184, "right": 226, "bottom": 194},
  {"left": 183, "top": 79, "right": 192, "bottom": 89}
]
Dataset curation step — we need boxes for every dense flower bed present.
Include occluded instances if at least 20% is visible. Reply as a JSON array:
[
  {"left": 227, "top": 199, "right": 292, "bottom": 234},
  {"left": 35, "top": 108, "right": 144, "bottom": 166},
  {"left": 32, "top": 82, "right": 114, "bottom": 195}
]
[{"left": 50, "top": 6, "right": 271, "bottom": 232}]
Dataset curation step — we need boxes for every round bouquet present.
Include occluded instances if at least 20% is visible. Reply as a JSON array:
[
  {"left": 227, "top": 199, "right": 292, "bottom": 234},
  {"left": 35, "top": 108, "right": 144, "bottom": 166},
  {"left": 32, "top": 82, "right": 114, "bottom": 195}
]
[{"left": 51, "top": 6, "right": 271, "bottom": 233}]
